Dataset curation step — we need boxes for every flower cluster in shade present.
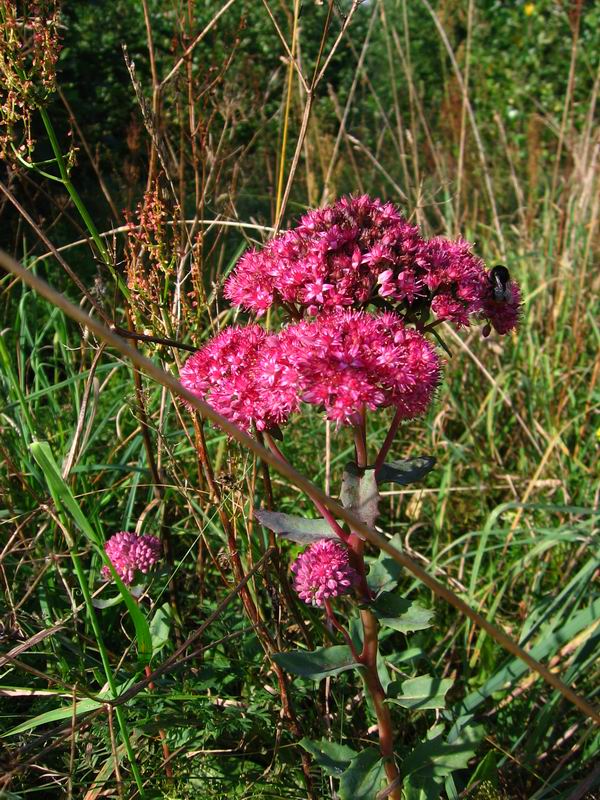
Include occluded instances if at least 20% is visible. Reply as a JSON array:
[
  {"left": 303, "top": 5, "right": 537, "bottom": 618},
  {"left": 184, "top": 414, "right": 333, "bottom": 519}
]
[
  {"left": 102, "top": 532, "right": 162, "bottom": 585},
  {"left": 224, "top": 194, "right": 521, "bottom": 335},
  {"left": 291, "top": 539, "right": 359, "bottom": 606},
  {"left": 180, "top": 308, "right": 440, "bottom": 432}
]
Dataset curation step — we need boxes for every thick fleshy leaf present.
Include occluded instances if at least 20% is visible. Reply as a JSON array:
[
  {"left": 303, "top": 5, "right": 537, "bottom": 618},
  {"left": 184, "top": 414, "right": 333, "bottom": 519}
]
[
  {"left": 376, "top": 456, "right": 436, "bottom": 486},
  {"left": 366, "top": 534, "right": 403, "bottom": 596},
  {"left": 387, "top": 675, "right": 453, "bottom": 710},
  {"left": 273, "top": 646, "right": 360, "bottom": 680},
  {"left": 254, "top": 509, "right": 336, "bottom": 544},
  {"left": 298, "top": 738, "right": 357, "bottom": 776},
  {"left": 402, "top": 723, "right": 480, "bottom": 783},
  {"left": 373, "top": 594, "right": 434, "bottom": 633},
  {"left": 340, "top": 462, "right": 379, "bottom": 530},
  {"left": 339, "top": 749, "right": 387, "bottom": 800},
  {"left": 91, "top": 594, "right": 124, "bottom": 610}
]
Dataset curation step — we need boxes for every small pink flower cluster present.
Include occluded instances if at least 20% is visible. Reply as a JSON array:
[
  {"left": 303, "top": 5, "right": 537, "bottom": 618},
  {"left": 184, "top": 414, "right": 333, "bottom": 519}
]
[
  {"left": 180, "top": 324, "right": 301, "bottom": 432},
  {"left": 102, "top": 532, "right": 162, "bottom": 586},
  {"left": 180, "top": 309, "right": 440, "bottom": 431},
  {"left": 481, "top": 282, "right": 522, "bottom": 335},
  {"left": 224, "top": 194, "right": 521, "bottom": 334},
  {"left": 291, "top": 539, "right": 358, "bottom": 606}
]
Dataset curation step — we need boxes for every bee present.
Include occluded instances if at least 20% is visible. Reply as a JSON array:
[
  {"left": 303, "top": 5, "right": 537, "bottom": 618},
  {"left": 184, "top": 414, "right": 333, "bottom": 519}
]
[{"left": 489, "top": 264, "right": 514, "bottom": 303}]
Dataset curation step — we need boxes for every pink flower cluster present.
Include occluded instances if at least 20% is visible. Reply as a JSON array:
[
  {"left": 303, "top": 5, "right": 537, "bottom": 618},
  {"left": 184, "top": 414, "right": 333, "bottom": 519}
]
[
  {"left": 281, "top": 310, "right": 440, "bottom": 425},
  {"left": 224, "top": 194, "right": 521, "bottom": 334},
  {"left": 180, "top": 324, "right": 300, "bottom": 432},
  {"left": 291, "top": 539, "right": 359, "bottom": 606},
  {"left": 225, "top": 195, "right": 420, "bottom": 316},
  {"left": 102, "top": 532, "right": 162, "bottom": 585},
  {"left": 180, "top": 309, "right": 440, "bottom": 431},
  {"left": 481, "top": 281, "right": 522, "bottom": 334}
]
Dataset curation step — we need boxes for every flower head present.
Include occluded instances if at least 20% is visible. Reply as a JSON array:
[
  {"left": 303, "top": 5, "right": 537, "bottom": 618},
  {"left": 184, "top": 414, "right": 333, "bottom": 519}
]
[
  {"left": 224, "top": 195, "right": 521, "bottom": 335},
  {"left": 291, "top": 539, "right": 359, "bottom": 606},
  {"left": 224, "top": 195, "right": 422, "bottom": 315},
  {"left": 282, "top": 309, "right": 441, "bottom": 425},
  {"left": 102, "top": 532, "right": 162, "bottom": 585},
  {"left": 180, "top": 325, "right": 301, "bottom": 433}
]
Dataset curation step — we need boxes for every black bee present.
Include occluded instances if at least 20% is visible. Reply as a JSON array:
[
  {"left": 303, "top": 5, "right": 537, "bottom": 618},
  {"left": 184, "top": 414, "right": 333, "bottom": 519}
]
[{"left": 489, "top": 264, "right": 513, "bottom": 303}]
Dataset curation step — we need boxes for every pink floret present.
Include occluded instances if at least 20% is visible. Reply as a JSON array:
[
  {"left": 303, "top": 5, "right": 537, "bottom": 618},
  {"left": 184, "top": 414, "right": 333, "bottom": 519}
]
[
  {"left": 291, "top": 539, "right": 359, "bottom": 606},
  {"left": 102, "top": 532, "right": 161, "bottom": 585}
]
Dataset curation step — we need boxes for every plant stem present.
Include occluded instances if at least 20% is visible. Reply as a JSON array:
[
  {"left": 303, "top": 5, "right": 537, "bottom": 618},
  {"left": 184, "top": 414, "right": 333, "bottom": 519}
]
[
  {"left": 374, "top": 407, "right": 403, "bottom": 471},
  {"left": 64, "top": 538, "right": 145, "bottom": 795},
  {"left": 324, "top": 599, "right": 360, "bottom": 661},
  {"left": 353, "top": 422, "right": 368, "bottom": 470},
  {"left": 38, "top": 107, "right": 130, "bottom": 298},
  {"left": 354, "top": 410, "right": 400, "bottom": 795},
  {"left": 359, "top": 608, "right": 401, "bottom": 799}
]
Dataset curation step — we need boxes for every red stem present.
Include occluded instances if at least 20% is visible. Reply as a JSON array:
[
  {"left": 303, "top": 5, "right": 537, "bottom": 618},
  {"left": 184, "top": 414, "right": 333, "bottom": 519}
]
[
  {"left": 353, "top": 405, "right": 368, "bottom": 469},
  {"left": 374, "top": 407, "right": 403, "bottom": 471},
  {"left": 264, "top": 433, "right": 350, "bottom": 543},
  {"left": 359, "top": 608, "right": 401, "bottom": 799},
  {"left": 324, "top": 599, "right": 360, "bottom": 661}
]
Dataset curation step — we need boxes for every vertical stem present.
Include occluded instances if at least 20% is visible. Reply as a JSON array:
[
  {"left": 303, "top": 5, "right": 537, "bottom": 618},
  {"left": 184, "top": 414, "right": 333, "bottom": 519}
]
[
  {"left": 65, "top": 544, "right": 145, "bottom": 795},
  {"left": 38, "top": 108, "right": 129, "bottom": 297},
  {"left": 355, "top": 411, "right": 400, "bottom": 795},
  {"left": 274, "top": 0, "right": 301, "bottom": 223},
  {"left": 374, "top": 407, "right": 403, "bottom": 471},
  {"left": 359, "top": 608, "right": 401, "bottom": 799},
  {"left": 353, "top": 422, "right": 368, "bottom": 470}
]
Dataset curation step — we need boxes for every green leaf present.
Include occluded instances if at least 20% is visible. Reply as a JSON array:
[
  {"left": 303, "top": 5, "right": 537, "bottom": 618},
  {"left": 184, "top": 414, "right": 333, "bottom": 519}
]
[
  {"left": 339, "top": 749, "right": 387, "bottom": 800},
  {"left": 254, "top": 509, "right": 335, "bottom": 544},
  {"left": 30, "top": 441, "right": 101, "bottom": 546},
  {"left": 340, "top": 463, "right": 379, "bottom": 529},
  {"left": 273, "top": 646, "right": 360, "bottom": 680},
  {"left": 404, "top": 774, "right": 444, "bottom": 800},
  {"left": 298, "top": 738, "right": 357, "bottom": 776},
  {"left": 149, "top": 602, "right": 171, "bottom": 655},
  {"left": 366, "top": 534, "right": 404, "bottom": 596},
  {"left": 455, "top": 597, "right": 600, "bottom": 718},
  {"left": 402, "top": 725, "right": 481, "bottom": 800},
  {"left": 373, "top": 594, "right": 435, "bottom": 633},
  {"left": 92, "top": 594, "right": 124, "bottom": 610},
  {"left": 30, "top": 441, "right": 153, "bottom": 666},
  {"left": 3, "top": 697, "right": 102, "bottom": 737},
  {"left": 376, "top": 456, "right": 436, "bottom": 486},
  {"left": 467, "top": 751, "right": 499, "bottom": 788},
  {"left": 388, "top": 675, "right": 453, "bottom": 710}
]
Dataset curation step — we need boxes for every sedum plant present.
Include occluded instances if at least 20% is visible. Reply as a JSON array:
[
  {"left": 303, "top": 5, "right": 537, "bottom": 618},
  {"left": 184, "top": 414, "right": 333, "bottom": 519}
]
[{"left": 180, "top": 194, "right": 521, "bottom": 798}]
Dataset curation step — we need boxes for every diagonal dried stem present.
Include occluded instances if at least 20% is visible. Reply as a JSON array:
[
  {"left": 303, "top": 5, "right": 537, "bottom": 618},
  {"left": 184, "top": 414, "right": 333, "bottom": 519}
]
[{"left": 1, "top": 247, "right": 598, "bottom": 727}]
